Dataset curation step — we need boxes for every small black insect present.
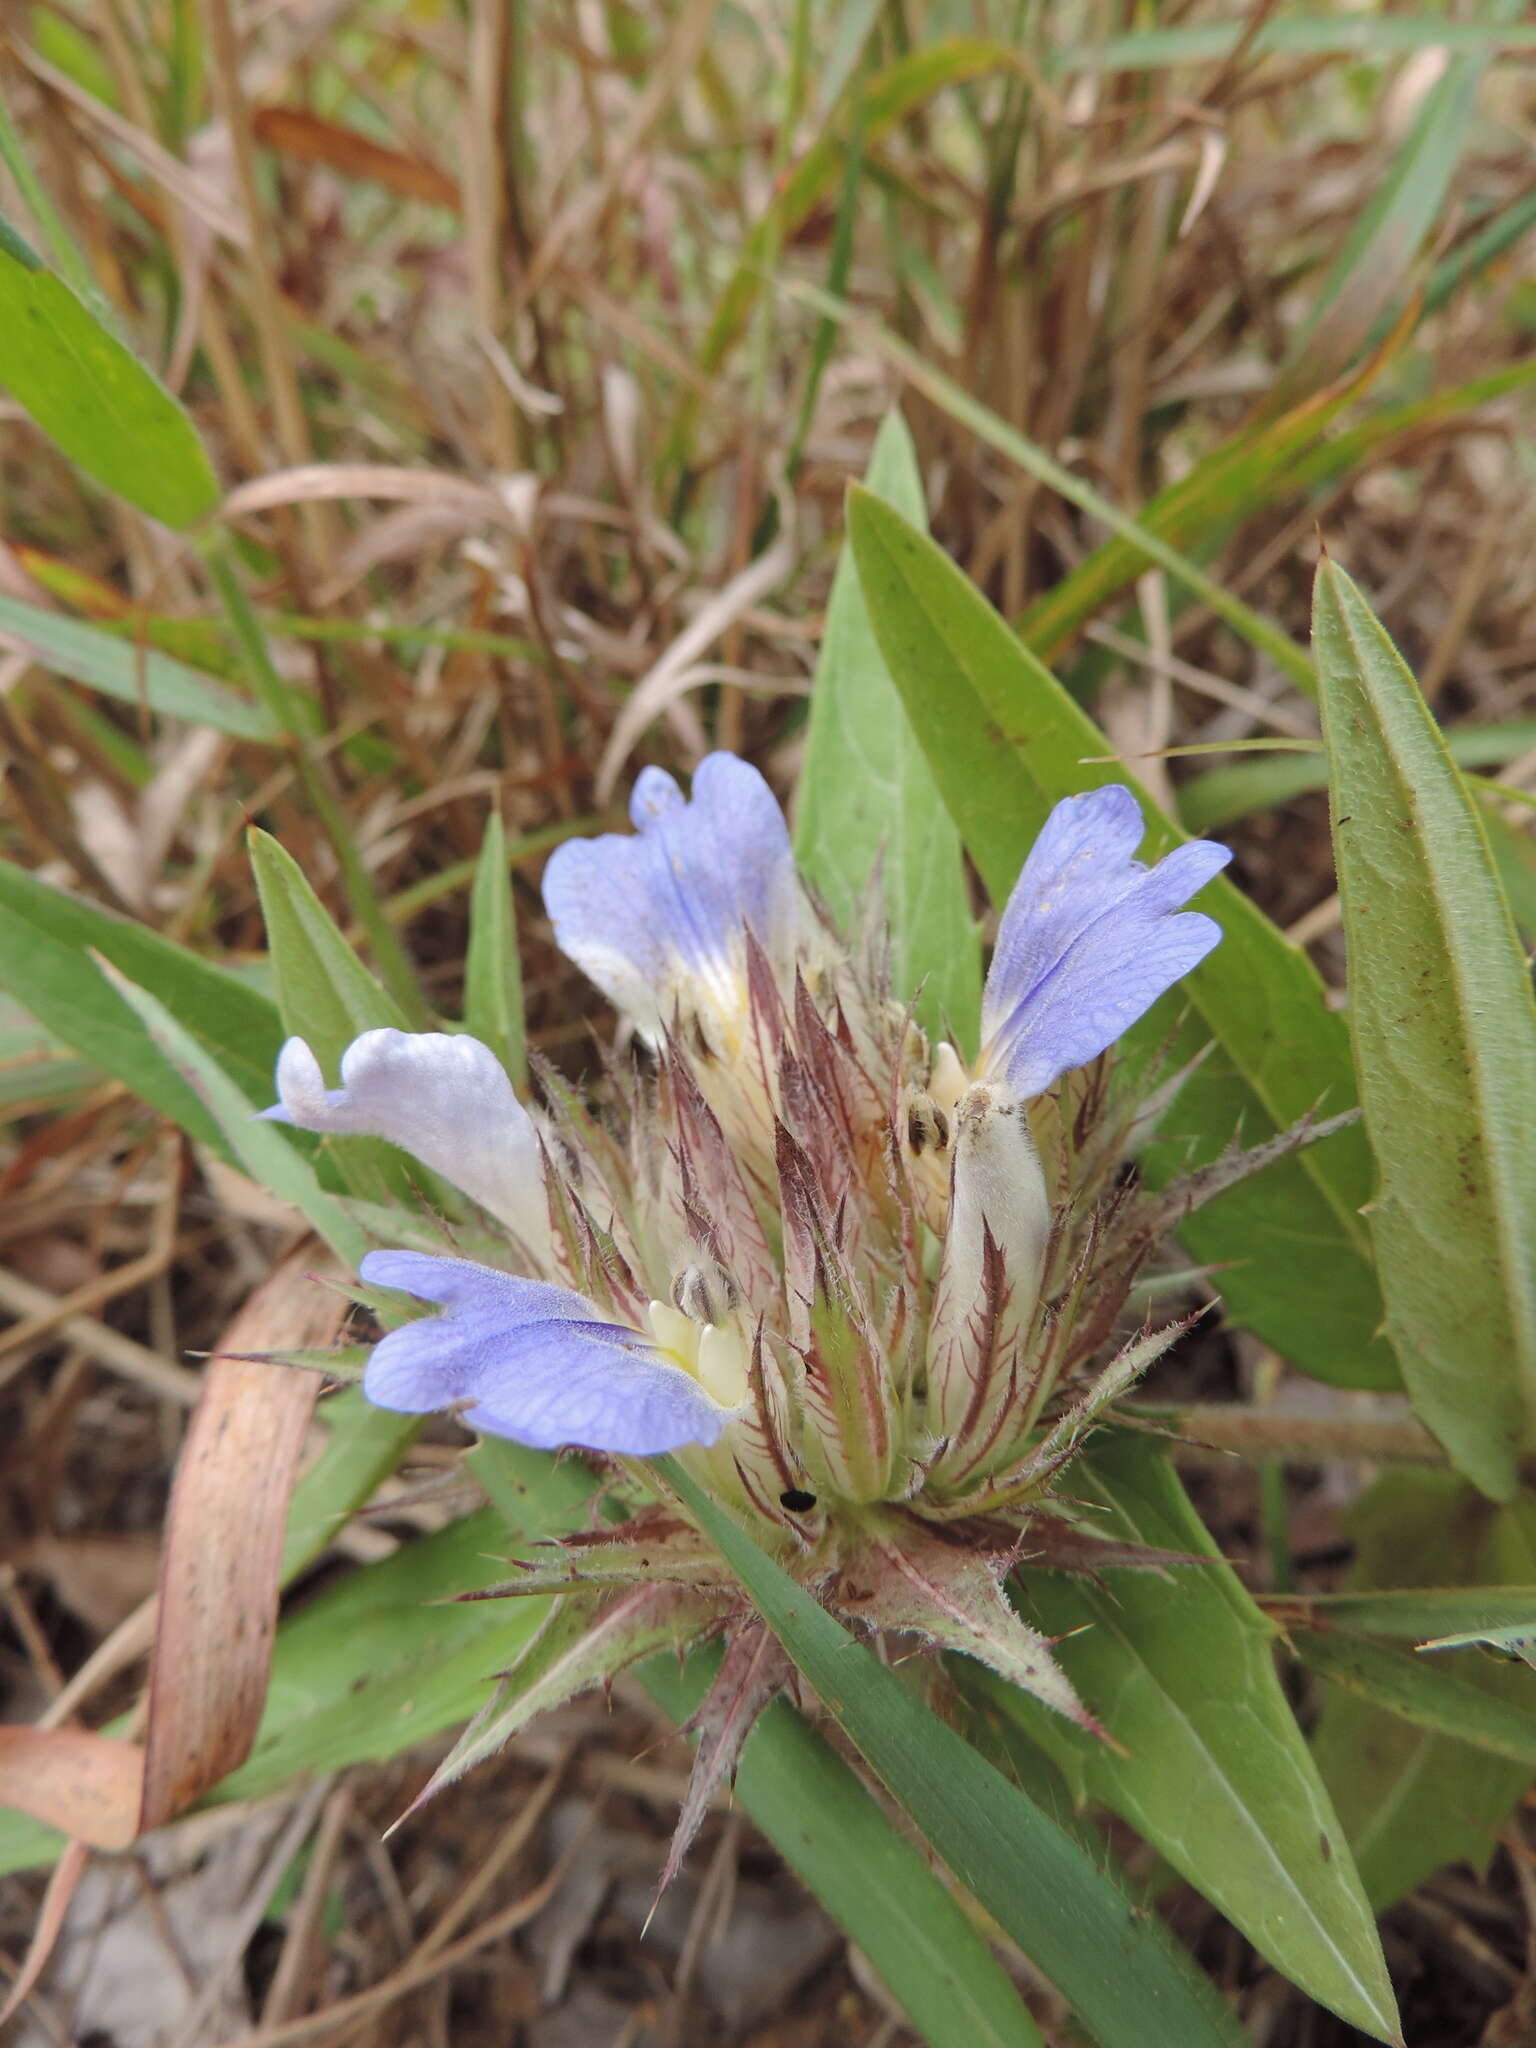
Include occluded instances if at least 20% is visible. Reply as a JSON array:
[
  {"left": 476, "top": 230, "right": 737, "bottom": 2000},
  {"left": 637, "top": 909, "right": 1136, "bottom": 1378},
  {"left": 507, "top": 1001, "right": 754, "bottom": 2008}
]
[{"left": 779, "top": 1488, "right": 818, "bottom": 1513}]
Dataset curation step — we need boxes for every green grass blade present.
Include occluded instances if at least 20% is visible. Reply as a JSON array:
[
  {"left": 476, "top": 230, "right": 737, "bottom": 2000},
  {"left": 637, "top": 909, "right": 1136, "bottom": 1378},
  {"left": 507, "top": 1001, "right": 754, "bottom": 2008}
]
[
  {"left": 0, "top": 593, "right": 277, "bottom": 739},
  {"left": 1313, "top": 560, "right": 1536, "bottom": 1499},
  {"left": 0, "top": 212, "right": 218, "bottom": 529},
  {"left": 0, "top": 859, "right": 281, "bottom": 1107},
  {"left": 1052, "top": 18, "right": 1536, "bottom": 72},
  {"left": 108, "top": 966, "right": 367, "bottom": 1265},
  {"left": 465, "top": 814, "right": 527, "bottom": 1089},
  {"left": 1311, "top": 1471, "right": 1536, "bottom": 1910},
  {"left": 983, "top": 1435, "right": 1399, "bottom": 2043},
  {"left": 660, "top": 1461, "right": 1248, "bottom": 2048},
  {"left": 795, "top": 412, "right": 981, "bottom": 1051},
  {"left": 1278, "top": 46, "right": 1494, "bottom": 400},
  {"left": 214, "top": 551, "right": 428, "bottom": 1023},
  {"left": 1294, "top": 1629, "right": 1536, "bottom": 1764},
  {"left": 847, "top": 489, "right": 1393, "bottom": 1388},
  {"left": 793, "top": 288, "right": 1315, "bottom": 691},
  {"left": 1272, "top": 1588, "right": 1536, "bottom": 1640},
  {"left": 1179, "top": 721, "right": 1536, "bottom": 835},
  {"left": 675, "top": 38, "right": 1032, "bottom": 460},
  {"left": 0, "top": 902, "right": 223, "bottom": 1153}
]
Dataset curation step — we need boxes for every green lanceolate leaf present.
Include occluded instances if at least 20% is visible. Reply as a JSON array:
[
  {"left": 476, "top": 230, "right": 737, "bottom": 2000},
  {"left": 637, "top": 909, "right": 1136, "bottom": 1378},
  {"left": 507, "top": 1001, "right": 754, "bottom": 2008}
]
[
  {"left": 641, "top": 1652, "right": 1045, "bottom": 2048},
  {"left": 248, "top": 827, "right": 410, "bottom": 1067},
  {"left": 990, "top": 1433, "right": 1398, "bottom": 2045},
  {"left": 846, "top": 489, "right": 1394, "bottom": 1388},
  {"left": 1312, "top": 560, "right": 1536, "bottom": 1500},
  {"left": 0, "top": 594, "right": 276, "bottom": 740},
  {"left": 0, "top": 216, "right": 219, "bottom": 528},
  {"left": 661, "top": 1460, "right": 1247, "bottom": 2048},
  {"left": 796, "top": 411, "right": 981, "bottom": 1051},
  {"left": 246, "top": 825, "right": 435, "bottom": 1204},
  {"left": 465, "top": 814, "right": 527, "bottom": 1088}
]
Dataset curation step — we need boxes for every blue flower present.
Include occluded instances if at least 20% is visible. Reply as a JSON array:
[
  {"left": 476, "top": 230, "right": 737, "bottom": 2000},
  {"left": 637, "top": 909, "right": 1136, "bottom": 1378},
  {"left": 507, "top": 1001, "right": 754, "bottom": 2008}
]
[
  {"left": 542, "top": 753, "right": 796, "bottom": 1046},
  {"left": 258, "top": 1028, "right": 547, "bottom": 1244},
  {"left": 979, "top": 786, "right": 1231, "bottom": 1097},
  {"left": 360, "top": 1251, "right": 735, "bottom": 1454}
]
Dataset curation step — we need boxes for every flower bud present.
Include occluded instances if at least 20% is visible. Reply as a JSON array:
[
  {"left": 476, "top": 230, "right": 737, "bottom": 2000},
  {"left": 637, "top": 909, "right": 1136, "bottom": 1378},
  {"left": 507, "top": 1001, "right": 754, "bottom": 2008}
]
[{"left": 925, "top": 1081, "right": 1051, "bottom": 1484}]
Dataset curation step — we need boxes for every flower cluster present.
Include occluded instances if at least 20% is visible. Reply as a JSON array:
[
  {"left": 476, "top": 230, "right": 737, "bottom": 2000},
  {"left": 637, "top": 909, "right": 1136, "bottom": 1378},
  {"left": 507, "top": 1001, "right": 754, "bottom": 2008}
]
[{"left": 263, "top": 755, "right": 1235, "bottom": 1833}]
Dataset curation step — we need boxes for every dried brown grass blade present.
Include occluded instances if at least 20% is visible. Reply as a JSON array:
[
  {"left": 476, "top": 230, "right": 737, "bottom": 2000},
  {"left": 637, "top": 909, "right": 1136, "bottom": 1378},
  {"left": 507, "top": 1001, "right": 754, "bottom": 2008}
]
[
  {"left": 221, "top": 464, "right": 512, "bottom": 524},
  {"left": 0, "top": 1837, "right": 90, "bottom": 2027},
  {"left": 139, "top": 1253, "right": 338, "bottom": 1826},
  {"left": 0, "top": 1729, "right": 143, "bottom": 1850},
  {"left": 252, "top": 106, "right": 460, "bottom": 209}
]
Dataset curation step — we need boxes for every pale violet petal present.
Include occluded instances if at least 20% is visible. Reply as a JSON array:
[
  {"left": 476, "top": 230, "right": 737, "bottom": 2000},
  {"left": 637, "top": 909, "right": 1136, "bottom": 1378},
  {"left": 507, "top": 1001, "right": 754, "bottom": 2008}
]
[
  {"left": 981, "top": 786, "right": 1147, "bottom": 1046},
  {"left": 542, "top": 752, "right": 795, "bottom": 1040},
  {"left": 258, "top": 1029, "right": 544, "bottom": 1242},
  {"left": 980, "top": 789, "right": 1231, "bottom": 1095},
  {"left": 359, "top": 1250, "right": 731, "bottom": 1454}
]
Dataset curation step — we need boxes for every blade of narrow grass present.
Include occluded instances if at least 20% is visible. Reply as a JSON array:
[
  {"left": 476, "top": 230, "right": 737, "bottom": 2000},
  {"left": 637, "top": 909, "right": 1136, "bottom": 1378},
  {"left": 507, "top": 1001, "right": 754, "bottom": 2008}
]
[
  {"left": 0, "top": 594, "right": 277, "bottom": 739},
  {"left": 1053, "top": 18, "right": 1536, "bottom": 72},
  {"left": 1276, "top": 39, "right": 1500, "bottom": 404},
  {"left": 673, "top": 38, "right": 1036, "bottom": 464},
  {"left": 790, "top": 282, "right": 1316, "bottom": 691},
  {"left": 210, "top": 545, "right": 429, "bottom": 1025},
  {"left": 1179, "top": 721, "right": 1536, "bottom": 835}
]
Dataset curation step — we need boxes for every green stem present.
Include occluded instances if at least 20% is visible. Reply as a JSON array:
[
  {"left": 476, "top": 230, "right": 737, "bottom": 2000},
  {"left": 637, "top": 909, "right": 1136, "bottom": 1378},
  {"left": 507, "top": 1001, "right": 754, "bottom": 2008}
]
[{"left": 204, "top": 540, "right": 430, "bottom": 1026}]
